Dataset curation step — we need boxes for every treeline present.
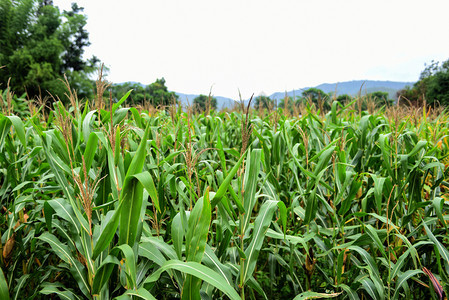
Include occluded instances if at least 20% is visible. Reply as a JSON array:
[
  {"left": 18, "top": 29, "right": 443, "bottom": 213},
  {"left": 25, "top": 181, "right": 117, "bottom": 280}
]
[
  {"left": 0, "top": 0, "right": 98, "bottom": 100},
  {"left": 110, "top": 78, "right": 178, "bottom": 108},
  {"left": 111, "top": 81, "right": 217, "bottom": 112},
  {"left": 253, "top": 88, "right": 393, "bottom": 114},
  {"left": 397, "top": 58, "right": 449, "bottom": 107}
]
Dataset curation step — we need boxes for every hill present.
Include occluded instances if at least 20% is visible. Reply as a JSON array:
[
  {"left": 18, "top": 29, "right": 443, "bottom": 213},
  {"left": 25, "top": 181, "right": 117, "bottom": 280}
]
[
  {"left": 118, "top": 80, "right": 414, "bottom": 110},
  {"left": 175, "top": 93, "right": 236, "bottom": 110},
  {"left": 269, "top": 80, "right": 414, "bottom": 101}
]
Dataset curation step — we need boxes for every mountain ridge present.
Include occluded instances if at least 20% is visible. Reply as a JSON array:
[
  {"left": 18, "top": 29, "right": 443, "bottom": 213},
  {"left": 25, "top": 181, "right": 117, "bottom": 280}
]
[
  {"left": 116, "top": 80, "right": 414, "bottom": 109},
  {"left": 176, "top": 80, "right": 414, "bottom": 109}
]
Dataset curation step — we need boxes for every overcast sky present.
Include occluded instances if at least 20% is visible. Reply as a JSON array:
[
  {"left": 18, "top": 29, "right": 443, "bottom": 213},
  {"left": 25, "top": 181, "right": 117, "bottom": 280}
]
[{"left": 53, "top": 0, "right": 449, "bottom": 99}]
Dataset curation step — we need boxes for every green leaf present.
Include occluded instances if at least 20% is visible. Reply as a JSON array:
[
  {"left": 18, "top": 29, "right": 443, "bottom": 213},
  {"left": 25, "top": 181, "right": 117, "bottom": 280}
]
[
  {"left": 92, "top": 200, "right": 124, "bottom": 260},
  {"left": 144, "top": 260, "right": 240, "bottom": 300},
  {"left": 43, "top": 201, "right": 54, "bottom": 231},
  {"left": 312, "top": 145, "right": 335, "bottom": 178},
  {"left": 6, "top": 115, "right": 26, "bottom": 147},
  {"left": 40, "top": 282, "right": 82, "bottom": 300},
  {"left": 339, "top": 284, "right": 360, "bottom": 300},
  {"left": 378, "top": 134, "right": 394, "bottom": 179},
  {"left": 134, "top": 171, "right": 160, "bottom": 213},
  {"left": 82, "top": 110, "right": 97, "bottom": 142},
  {"left": 92, "top": 255, "right": 120, "bottom": 294},
  {"left": 359, "top": 277, "right": 378, "bottom": 300},
  {"left": 171, "top": 212, "right": 186, "bottom": 260},
  {"left": 139, "top": 242, "right": 167, "bottom": 267},
  {"left": 118, "top": 287, "right": 157, "bottom": 300},
  {"left": 423, "top": 221, "right": 449, "bottom": 264},
  {"left": 293, "top": 290, "right": 342, "bottom": 300},
  {"left": 347, "top": 246, "right": 380, "bottom": 278},
  {"left": 211, "top": 150, "right": 246, "bottom": 211},
  {"left": 364, "top": 224, "right": 387, "bottom": 259},
  {"left": 408, "top": 140, "right": 427, "bottom": 157},
  {"left": 370, "top": 174, "right": 386, "bottom": 214},
  {"left": 116, "top": 244, "right": 137, "bottom": 290},
  {"left": 38, "top": 232, "right": 90, "bottom": 298},
  {"left": 432, "top": 197, "right": 447, "bottom": 230},
  {"left": 43, "top": 134, "right": 90, "bottom": 234},
  {"left": 47, "top": 198, "right": 82, "bottom": 235},
  {"left": 243, "top": 200, "right": 279, "bottom": 283},
  {"left": 183, "top": 189, "right": 212, "bottom": 300},
  {"left": 13, "top": 274, "right": 29, "bottom": 300},
  {"left": 393, "top": 269, "right": 424, "bottom": 300},
  {"left": 83, "top": 132, "right": 99, "bottom": 173},
  {"left": 242, "top": 149, "right": 262, "bottom": 233},
  {"left": 185, "top": 189, "right": 211, "bottom": 262},
  {"left": 119, "top": 123, "right": 150, "bottom": 246},
  {"left": 0, "top": 267, "right": 10, "bottom": 300},
  {"left": 202, "top": 245, "right": 233, "bottom": 288},
  {"left": 112, "top": 90, "right": 132, "bottom": 114}
]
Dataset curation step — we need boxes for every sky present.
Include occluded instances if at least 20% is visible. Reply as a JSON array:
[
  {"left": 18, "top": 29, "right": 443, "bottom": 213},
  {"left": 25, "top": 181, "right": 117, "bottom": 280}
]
[{"left": 53, "top": 0, "right": 449, "bottom": 99}]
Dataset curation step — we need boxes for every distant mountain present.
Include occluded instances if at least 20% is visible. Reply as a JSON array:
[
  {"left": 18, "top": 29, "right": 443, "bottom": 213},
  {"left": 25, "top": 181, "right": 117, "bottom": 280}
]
[
  {"left": 175, "top": 93, "right": 236, "bottom": 110},
  {"left": 118, "top": 80, "right": 415, "bottom": 110},
  {"left": 269, "top": 80, "right": 414, "bottom": 101}
]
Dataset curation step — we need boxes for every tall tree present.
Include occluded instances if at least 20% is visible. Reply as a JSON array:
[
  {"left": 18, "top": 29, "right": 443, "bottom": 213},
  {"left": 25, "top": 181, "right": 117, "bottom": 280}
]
[
  {"left": 367, "top": 91, "right": 392, "bottom": 107},
  {"left": 254, "top": 95, "right": 274, "bottom": 110},
  {"left": 0, "top": 0, "right": 99, "bottom": 100},
  {"left": 301, "top": 87, "right": 331, "bottom": 112},
  {"left": 193, "top": 94, "right": 217, "bottom": 113},
  {"left": 146, "top": 78, "right": 179, "bottom": 107},
  {"left": 397, "top": 58, "right": 449, "bottom": 107}
]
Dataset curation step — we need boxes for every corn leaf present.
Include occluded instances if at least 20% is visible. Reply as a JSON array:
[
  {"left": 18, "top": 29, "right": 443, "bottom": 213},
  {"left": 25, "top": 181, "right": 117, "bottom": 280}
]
[{"left": 145, "top": 260, "right": 240, "bottom": 300}]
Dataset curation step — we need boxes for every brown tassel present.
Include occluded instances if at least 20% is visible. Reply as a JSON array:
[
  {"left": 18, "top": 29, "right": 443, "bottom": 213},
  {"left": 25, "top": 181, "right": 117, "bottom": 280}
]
[{"left": 423, "top": 267, "right": 445, "bottom": 300}]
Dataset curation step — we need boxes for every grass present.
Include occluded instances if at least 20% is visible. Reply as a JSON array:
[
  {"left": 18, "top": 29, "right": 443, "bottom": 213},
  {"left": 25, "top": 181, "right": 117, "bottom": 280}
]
[{"left": 0, "top": 82, "right": 448, "bottom": 299}]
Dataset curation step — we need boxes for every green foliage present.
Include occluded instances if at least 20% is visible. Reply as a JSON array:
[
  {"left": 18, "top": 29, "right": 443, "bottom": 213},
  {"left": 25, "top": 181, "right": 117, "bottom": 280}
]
[
  {"left": 1, "top": 83, "right": 449, "bottom": 299},
  {"left": 397, "top": 58, "right": 449, "bottom": 106},
  {"left": 147, "top": 77, "right": 178, "bottom": 107},
  {"left": 0, "top": 0, "right": 98, "bottom": 100},
  {"left": 300, "top": 87, "right": 331, "bottom": 112},
  {"left": 193, "top": 94, "right": 217, "bottom": 112},
  {"left": 336, "top": 93, "right": 352, "bottom": 103},
  {"left": 367, "top": 91, "right": 393, "bottom": 107},
  {"left": 111, "top": 78, "right": 178, "bottom": 107},
  {"left": 254, "top": 95, "right": 275, "bottom": 110}
]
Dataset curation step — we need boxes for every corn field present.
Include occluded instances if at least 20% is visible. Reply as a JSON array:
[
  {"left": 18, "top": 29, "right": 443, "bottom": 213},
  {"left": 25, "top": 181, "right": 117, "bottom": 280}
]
[{"left": 1, "top": 87, "right": 449, "bottom": 299}]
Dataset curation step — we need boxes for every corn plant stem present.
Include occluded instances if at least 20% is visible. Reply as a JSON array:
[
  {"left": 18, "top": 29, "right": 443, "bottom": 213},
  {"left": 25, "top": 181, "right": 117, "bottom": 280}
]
[{"left": 240, "top": 213, "right": 245, "bottom": 300}]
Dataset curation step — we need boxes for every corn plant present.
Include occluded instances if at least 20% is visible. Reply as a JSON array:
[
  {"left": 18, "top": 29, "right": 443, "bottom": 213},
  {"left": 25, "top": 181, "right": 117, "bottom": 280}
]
[{"left": 0, "top": 86, "right": 448, "bottom": 299}]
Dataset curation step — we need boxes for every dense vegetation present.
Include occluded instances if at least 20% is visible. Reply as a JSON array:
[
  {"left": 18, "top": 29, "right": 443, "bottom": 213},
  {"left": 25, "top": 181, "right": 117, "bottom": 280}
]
[
  {"left": 1, "top": 2, "right": 449, "bottom": 299},
  {"left": 110, "top": 79, "right": 179, "bottom": 108},
  {"left": 397, "top": 58, "right": 449, "bottom": 107},
  {"left": 0, "top": 0, "right": 98, "bottom": 99},
  {"left": 0, "top": 82, "right": 448, "bottom": 299},
  {"left": 193, "top": 94, "right": 217, "bottom": 113}
]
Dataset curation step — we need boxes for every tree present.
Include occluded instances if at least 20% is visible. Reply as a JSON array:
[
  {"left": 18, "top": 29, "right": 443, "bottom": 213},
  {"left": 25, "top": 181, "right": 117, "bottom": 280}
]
[
  {"left": 425, "top": 60, "right": 449, "bottom": 106},
  {"left": 146, "top": 78, "right": 178, "bottom": 107},
  {"left": 301, "top": 88, "right": 331, "bottom": 112},
  {"left": 366, "top": 91, "right": 393, "bottom": 107},
  {"left": 397, "top": 58, "right": 449, "bottom": 106},
  {"left": 0, "top": 0, "right": 99, "bottom": 100},
  {"left": 336, "top": 94, "right": 352, "bottom": 103},
  {"left": 277, "top": 96, "right": 302, "bottom": 115},
  {"left": 193, "top": 94, "right": 217, "bottom": 113},
  {"left": 111, "top": 82, "right": 146, "bottom": 105},
  {"left": 254, "top": 95, "right": 274, "bottom": 110},
  {"left": 110, "top": 78, "right": 178, "bottom": 107}
]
